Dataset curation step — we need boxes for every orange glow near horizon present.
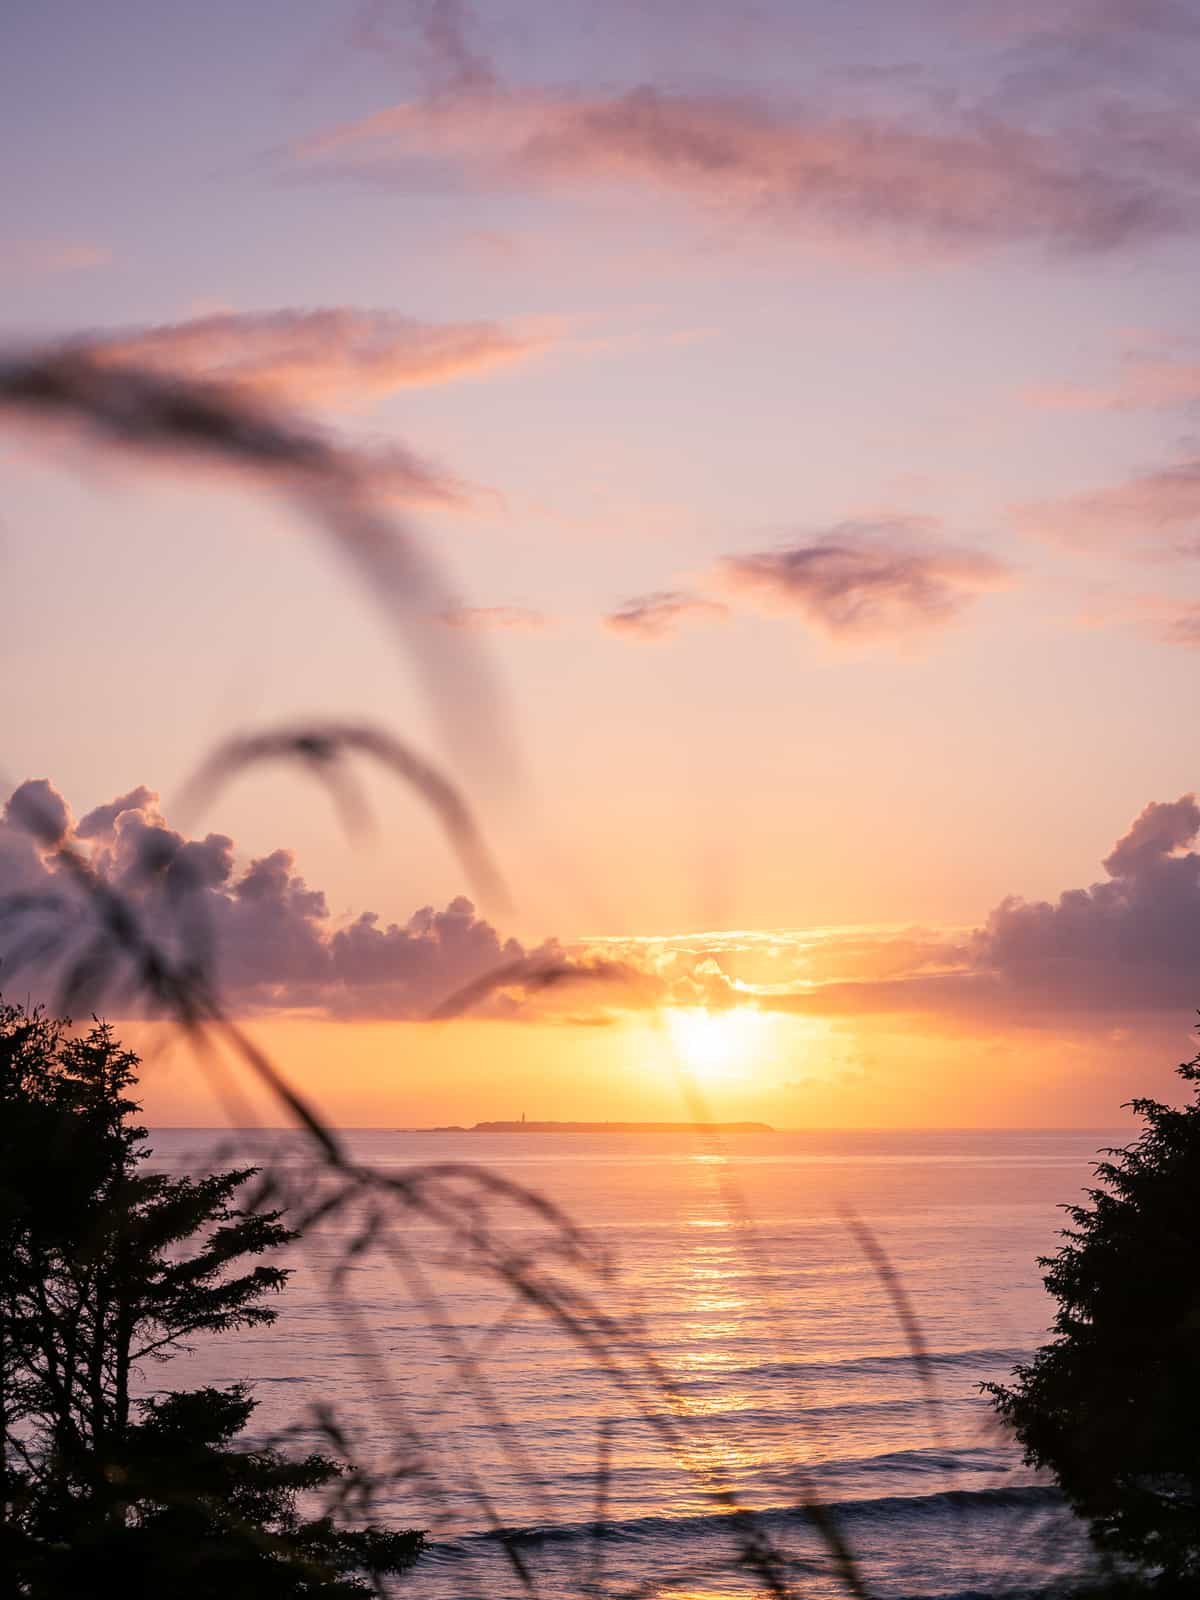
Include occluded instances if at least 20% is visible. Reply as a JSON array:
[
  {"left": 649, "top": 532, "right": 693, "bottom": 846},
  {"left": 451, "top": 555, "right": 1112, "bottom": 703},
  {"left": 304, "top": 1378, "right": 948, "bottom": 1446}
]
[
  {"left": 11, "top": 1, "right": 1200, "bottom": 1152},
  {"left": 114, "top": 1003, "right": 1168, "bottom": 1134}
]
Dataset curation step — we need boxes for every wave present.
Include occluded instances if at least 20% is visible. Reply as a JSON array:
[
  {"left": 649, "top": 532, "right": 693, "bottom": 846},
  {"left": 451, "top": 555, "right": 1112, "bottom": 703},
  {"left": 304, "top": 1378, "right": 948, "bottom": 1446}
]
[
  {"left": 422, "top": 1482, "right": 1064, "bottom": 1561},
  {"left": 549, "top": 1441, "right": 1012, "bottom": 1492},
  {"left": 597, "top": 1392, "right": 986, "bottom": 1436},
  {"left": 718, "top": 1345, "right": 1031, "bottom": 1382},
  {"left": 560, "top": 1343, "right": 1030, "bottom": 1390}
]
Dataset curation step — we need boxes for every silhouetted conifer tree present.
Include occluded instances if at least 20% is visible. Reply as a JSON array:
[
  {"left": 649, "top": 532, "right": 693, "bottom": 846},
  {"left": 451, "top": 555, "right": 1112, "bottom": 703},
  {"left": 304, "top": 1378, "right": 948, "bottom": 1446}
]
[
  {"left": 987, "top": 1048, "right": 1200, "bottom": 1590},
  {"left": 0, "top": 998, "right": 424, "bottom": 1596}
]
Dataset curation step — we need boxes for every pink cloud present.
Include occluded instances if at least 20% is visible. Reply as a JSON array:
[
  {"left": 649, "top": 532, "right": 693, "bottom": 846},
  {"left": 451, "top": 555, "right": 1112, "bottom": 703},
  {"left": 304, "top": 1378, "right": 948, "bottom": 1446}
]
[
  {"left": 1023, "top": 344, "right": 1200, "bottom": 411},
  {"left": 295, "top": 82, "right": 1183, "bottom": 256},
  {"left": 1072, "top": 587, "right": 1200, "bottom": 648},
  {"left": 68, "top": 308, "right": 553, "bottom": 410},
  {"left": 603, "top": 590, "right": 729, "bottom": 641},
  {"left": 1017, "top": 456, "right": 1200, "bottom": 556}
]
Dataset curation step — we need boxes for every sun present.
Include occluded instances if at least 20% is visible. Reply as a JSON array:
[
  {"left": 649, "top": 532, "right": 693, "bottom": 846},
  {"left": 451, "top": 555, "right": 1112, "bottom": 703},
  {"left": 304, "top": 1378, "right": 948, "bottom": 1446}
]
[{"left": 665, "top": 1006, "right": 768, "bottom": 1081}]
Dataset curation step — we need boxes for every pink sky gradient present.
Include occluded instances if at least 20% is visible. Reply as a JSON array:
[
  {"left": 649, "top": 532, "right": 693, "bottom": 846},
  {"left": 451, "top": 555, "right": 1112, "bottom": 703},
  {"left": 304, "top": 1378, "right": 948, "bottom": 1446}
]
[{"left": 4, "top": 1, "right": 1200, "bottom": 1124}]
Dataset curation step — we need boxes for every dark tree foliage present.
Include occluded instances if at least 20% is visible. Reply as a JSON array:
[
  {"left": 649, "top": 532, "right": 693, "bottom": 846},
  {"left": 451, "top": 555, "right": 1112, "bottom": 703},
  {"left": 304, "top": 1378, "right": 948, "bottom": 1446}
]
[
  {"left": 16, "top": 1384, "right": 423, "bottom": 1598},
  {"left": 987, "top": 1049, "right": 1200, "bottom": 1588},
  {"left": 0, "top": 998, "right": 424, "bottom": 1596}
]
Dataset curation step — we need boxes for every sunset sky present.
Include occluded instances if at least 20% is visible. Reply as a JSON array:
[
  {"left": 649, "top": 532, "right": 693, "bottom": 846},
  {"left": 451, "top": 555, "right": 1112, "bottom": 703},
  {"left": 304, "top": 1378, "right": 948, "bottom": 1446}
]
[{"left": 5, "top": 1, "right": 1200, "bottom": 1127}]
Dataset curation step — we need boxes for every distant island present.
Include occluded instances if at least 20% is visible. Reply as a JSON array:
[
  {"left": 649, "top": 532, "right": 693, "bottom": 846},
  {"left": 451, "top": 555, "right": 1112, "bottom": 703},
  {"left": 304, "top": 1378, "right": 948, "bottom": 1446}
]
[{"left": 411, "top": 1120, "right": 775, "bottom": 1134}]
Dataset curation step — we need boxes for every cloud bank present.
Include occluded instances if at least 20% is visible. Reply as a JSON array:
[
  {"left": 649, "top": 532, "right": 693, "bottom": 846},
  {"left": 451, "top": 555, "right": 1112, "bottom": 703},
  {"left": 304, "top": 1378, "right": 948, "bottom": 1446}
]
[
  {"left": 5, "top": 780, "right": 1200, "bottom": 1032},
  {"left": 0, "top": 781, "right": 551, "bottom": 1021}
]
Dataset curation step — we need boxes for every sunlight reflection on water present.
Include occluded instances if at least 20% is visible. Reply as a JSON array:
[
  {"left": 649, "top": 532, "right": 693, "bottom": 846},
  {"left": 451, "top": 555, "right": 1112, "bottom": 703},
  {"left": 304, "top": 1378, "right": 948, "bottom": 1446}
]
[{"left": 146, "top": 1127, "right": 1110, "bottom": 1598}]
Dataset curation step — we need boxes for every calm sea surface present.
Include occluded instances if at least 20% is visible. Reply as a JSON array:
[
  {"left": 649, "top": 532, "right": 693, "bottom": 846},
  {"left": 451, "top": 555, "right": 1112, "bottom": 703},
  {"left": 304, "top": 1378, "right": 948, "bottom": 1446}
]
[{"left": 149, "top": 1128, "right": 1128, "bottom": 1598}]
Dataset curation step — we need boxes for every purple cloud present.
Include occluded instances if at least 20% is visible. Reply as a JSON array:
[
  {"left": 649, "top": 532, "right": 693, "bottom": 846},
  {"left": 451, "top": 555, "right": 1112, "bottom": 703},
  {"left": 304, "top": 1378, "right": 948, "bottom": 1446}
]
[
  {"left": 0, "top": 781, "right": 605, "bottom": 1021},
  {"left": 966, "top": 795, "right": 1200, "bottom": 1013},
  {"left": 1102, "top": 796, "right": 1200, "bottom": 877},
  {"left": 76, "top": 785, "right": 159, "bottom": 841},
  {"left": 718, "top": 519, "right": 1012, "bottom": 640},
  {"left": 5, "top": 779, "right": 73, "bottom": 848}
]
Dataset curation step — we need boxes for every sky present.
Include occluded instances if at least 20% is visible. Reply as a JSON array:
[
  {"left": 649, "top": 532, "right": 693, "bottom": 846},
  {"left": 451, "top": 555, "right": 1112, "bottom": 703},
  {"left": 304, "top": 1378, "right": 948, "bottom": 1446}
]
[{"left": 4, "top": 0, "right": 1200, "bottom": 1127}]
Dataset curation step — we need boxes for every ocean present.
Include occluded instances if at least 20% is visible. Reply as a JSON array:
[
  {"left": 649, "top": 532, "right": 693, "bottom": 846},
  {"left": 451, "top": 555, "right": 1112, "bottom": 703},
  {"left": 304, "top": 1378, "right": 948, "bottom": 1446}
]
[{"left": 149, "top": 1127, "right": 1127, "bottom": 1598}]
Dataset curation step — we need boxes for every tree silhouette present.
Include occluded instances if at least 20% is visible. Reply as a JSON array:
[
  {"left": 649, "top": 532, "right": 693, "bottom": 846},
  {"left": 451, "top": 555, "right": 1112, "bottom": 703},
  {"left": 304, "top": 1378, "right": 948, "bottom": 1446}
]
[
  {"left": 987, "top": 1048, "right": 1200, "bottom": 1589},
  {"left": 0, "top": 999, "right": 424, "bottom": 1595}
]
